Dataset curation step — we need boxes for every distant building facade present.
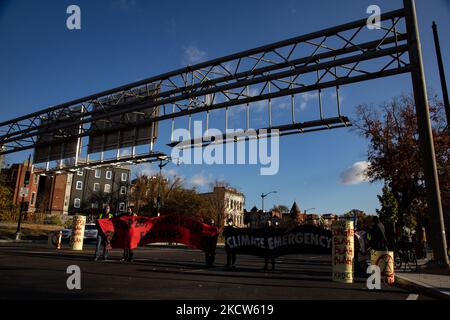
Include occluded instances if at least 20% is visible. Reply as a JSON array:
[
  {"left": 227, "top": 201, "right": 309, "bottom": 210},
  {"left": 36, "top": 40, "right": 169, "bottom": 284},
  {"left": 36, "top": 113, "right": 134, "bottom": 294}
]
[
  {"left": 202, "top": 186, "right": 245, "bottom": 227},
  {"left": 245, "top": 206, "right": 271, "bottom": 229},
  {"left": 2, "top": 161, "right": 131, "bottom": 217},
  {"left": 245, "top": 201, "right": 338, "bottom": 230},
  {"left": 69, "top": 166, "right": 131, "bottom": 215}
]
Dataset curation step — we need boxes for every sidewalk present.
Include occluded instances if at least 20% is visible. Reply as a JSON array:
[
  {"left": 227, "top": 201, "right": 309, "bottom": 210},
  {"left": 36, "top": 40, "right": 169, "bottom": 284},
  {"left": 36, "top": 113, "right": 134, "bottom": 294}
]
[{"left": 395, "top": 258, "right": 450, "bottom": 300}]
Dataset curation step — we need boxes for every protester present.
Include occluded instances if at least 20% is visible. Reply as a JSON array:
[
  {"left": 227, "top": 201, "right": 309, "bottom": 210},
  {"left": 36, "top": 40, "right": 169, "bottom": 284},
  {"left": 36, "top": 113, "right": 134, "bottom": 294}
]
[
  {"left": 420, "top": 226, "right": 428, "bottom": 259},
  {"left": 204, "top": 218, "right": 216, "bottom": 268},
  {"left": 121, "top": 207, "right": 137, "bottom": 262},
  {"left": 367, "top": 216, "right": 389, "bottom": 251},
  {"left": 223, "top": 218, "right": 237, "bottom": 269},
  {"left": 94, "top": 205, "right": 113, "bottom": 261},
  {"left": 354, "top": 223, "right": 369, "bottom": 277},
  {"left": 263, "top": 219, "right": 276, "bottom": 271},
  {"left": 399, "top": 224, "right": 414, "bottom": 253}
]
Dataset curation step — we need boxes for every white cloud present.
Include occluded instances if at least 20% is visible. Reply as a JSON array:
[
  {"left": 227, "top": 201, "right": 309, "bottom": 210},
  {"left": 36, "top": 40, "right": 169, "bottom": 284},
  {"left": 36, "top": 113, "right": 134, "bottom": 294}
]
[
  {"left": 302, "top": 92, "right": 319, "bottom": 101},
  {"left": 189, "top": 173, "right": 211, "bottom": 187},
  {"left": 298, "top": 92, "right": 319, "bottom": 111},
  {"left": 248, "top": 88, "right": 269, "bottom": 112},
  {"left": 133, "top": 163, "right": 179, "bottom": 179},
  {"left": 182, "top": 45, "right": 207, "bottom": 65},
  {"left": 331, "top": 91, "right": 345, "bottom": 104},
  {"left": 134, "top": 163, "right": 157, "bottom": 177},
  {"left": 340, "top": 161, "right": 370, "bottom": 185},
  {"left": 165, "top": 168, "right": 178, "bottom": 178}
]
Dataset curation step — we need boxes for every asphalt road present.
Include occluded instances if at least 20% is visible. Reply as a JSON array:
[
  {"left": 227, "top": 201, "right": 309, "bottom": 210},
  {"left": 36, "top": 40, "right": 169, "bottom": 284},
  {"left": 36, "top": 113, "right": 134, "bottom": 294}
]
[{"left": 0, "top": 242, "right": 422, "bottom": 300}]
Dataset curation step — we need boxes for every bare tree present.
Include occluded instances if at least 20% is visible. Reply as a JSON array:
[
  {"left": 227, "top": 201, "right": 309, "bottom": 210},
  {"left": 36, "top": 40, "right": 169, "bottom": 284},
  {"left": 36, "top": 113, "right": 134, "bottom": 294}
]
[
  {"left": 206, "top": 180, "right": 230, "bottom": 230},
  {"left": 129, "top": 174, "right": 150, "bottom": 215}
]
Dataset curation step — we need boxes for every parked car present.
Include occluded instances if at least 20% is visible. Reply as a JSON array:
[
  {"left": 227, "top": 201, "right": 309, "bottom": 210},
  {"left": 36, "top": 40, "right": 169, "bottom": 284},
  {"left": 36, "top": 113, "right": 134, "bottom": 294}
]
[
  {"left": 84, "top": 224, "right": 98, "bottom": 241},
  {"left": 60, "top": 228, "right": 72, "bottom": 242},
  {"left": 58, "top": 223, "right": 98, "bottom": 243}
]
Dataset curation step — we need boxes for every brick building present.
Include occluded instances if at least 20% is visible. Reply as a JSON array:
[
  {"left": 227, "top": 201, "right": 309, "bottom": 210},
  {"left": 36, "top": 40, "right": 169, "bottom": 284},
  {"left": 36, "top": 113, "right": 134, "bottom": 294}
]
[
  {"left": 36, "top": 173, "right": 73, "bottom": 215},
  {"left": 1, "top": 160, "right": 40, "bottom": 216}
]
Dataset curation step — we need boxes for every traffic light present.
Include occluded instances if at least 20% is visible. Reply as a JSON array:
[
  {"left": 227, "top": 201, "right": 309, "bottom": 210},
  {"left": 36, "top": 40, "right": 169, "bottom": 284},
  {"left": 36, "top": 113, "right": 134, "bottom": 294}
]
[{"left": 24, "top": 171, "right": 31, "bottom": 186}]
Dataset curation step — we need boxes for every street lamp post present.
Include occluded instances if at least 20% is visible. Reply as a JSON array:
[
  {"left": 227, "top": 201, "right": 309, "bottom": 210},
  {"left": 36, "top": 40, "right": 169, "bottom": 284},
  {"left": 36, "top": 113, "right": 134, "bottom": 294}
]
[
  {"left": 304, "top": 208, "right": 316, "bottom": 225},
  {"left": 15, "top": 154, "right": 32, "bottom": 241},
  {"left": 261, "top": 191, "right": 277, "bottom": 213},
  {"left": 157, "top": 156, "right": 170, "bottom": 217}
]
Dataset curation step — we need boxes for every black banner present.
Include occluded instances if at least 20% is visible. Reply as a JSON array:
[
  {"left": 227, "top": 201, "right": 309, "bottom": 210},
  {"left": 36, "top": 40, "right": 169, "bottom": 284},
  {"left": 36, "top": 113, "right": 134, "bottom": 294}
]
[{"left": 224, "top": 225, "right": 332, "bottom": 258}]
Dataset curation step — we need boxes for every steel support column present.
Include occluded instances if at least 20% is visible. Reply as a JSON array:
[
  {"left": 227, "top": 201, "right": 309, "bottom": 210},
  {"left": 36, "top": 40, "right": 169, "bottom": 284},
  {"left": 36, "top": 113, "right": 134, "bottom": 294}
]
[{"left": 404, "top": 0, "right": 449, "bottom": 267}]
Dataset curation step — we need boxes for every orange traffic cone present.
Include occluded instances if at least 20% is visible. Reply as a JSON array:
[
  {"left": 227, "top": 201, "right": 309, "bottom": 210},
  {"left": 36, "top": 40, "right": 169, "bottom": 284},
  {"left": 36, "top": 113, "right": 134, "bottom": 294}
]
[{"left": 57, "top": 231, "right": 62, "bottom": 250}]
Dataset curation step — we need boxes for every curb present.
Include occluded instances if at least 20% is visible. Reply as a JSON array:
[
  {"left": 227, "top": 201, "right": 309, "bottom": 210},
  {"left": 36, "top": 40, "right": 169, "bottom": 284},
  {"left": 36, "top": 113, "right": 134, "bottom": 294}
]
[
  {"left": 394, "top": 274, "right": 450, "bottom": 300},
  {"left": 0, "top": 239, "right": 34, "bottom": 244}
]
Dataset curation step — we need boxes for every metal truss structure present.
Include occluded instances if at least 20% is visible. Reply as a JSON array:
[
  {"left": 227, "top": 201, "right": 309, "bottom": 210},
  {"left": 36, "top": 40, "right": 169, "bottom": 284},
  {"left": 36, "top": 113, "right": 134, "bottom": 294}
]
[
  {"left": 0, "top": 0, "right": 447, "bottom": 265},
  {"left": 0, "top": 8, "right": 410, "bottom": 157}
]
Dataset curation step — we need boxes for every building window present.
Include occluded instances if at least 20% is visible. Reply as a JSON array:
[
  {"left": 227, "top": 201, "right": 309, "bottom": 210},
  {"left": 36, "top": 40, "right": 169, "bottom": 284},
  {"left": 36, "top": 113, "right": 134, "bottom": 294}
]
[
  {"left": 77, "top": 169, "right": 83, "bottom": 176},
  {"left": 120, "top": 186, "right": 127, "bottom": 195},
  {"left": 119, "top": 202, "right": 126, "bottom": 212},
  {"left": 121, "top": 172, "right": 127, "bottom": 182},
  {"left": 106, "top": 171, "right": 112, "bottom": 180},
  {"left": 76, "top": 181, "right": 83, "bottom": 190},
  {"left": 93, "top": 183, "right": 100, "bottom": 192},
  {"left": 104, "top": 184, "right": 111, "bottom": 193},
  {"left": 33, "top": 175, "right": 38, "bottom": 184},
  {"left": 31, "top": 192, "right": 36, "bottom": 205},
  {"left": 74, "top": 198, "right": 81, "bottom": 208},
  {"left": 95, "top": 169, "right": 101, "bottom": 178}
]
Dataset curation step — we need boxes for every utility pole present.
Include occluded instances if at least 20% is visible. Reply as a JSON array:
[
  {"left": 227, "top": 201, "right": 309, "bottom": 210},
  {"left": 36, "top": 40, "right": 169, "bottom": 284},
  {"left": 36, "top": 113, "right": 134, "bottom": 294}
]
[
  {"left": 15, "top": 154, "right": 31, "bottom": 241},
  {"left": 432, "top": 21, "right": 450, "bottom": 137},
  {"left": 404, "top": 0, "right": 449, "bottom": 267}
]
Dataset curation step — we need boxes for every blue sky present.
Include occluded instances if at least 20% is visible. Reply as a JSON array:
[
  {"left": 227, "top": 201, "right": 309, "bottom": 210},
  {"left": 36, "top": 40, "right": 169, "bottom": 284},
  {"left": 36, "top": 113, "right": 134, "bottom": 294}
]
[{"left": 1, "top": 0, "right": 449, "bottom": 215}]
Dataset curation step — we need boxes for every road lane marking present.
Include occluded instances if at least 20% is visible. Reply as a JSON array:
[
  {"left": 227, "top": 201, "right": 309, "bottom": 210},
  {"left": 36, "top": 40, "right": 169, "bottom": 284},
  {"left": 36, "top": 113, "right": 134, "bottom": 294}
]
[{"left": 406, "top": 294, "right": 419, "bottom": 300}]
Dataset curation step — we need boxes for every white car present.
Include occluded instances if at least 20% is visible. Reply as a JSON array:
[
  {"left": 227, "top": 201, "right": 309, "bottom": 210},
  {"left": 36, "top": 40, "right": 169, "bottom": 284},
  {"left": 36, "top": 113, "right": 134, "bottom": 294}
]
[
  {"left": 58, "top": 223, "right": 98, "bottom": 242},
  {"left": 83, "top": 224, "right": 99, "bottom": 241}
]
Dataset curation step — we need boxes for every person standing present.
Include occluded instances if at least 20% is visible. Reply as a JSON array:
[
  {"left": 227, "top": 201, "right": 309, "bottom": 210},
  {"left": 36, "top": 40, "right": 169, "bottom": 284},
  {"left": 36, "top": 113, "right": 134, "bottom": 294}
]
[
  {"left": 94, "top": 205, "right": 113, "bottom": 261},
  {"left": 204, "top": 218, "right": 216, "bottom": 268},
  {"left": 420, "top": 226, "right": 428, "bottom": 259},
  {"left": 121, "top": 207, "right": 137, "bottom": 262},
  {"left": 263, "top": 219, "right": 275, "bottom": 271},
  {"left": 224, "top": 218, "right": 237, "bottom": 269},
  {"left": 367, "top": 216, "right": 389, "bottom": 252}
]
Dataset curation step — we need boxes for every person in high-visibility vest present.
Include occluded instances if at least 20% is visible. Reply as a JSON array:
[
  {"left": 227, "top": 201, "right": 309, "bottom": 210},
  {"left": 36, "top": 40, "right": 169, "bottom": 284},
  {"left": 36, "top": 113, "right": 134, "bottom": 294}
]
[{"left": 94, "top": 205, "right": 113, "bottom": 261}]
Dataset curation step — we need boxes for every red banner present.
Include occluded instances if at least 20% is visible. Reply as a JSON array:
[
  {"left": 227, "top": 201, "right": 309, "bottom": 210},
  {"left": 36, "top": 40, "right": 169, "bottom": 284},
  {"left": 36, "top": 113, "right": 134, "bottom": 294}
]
[{"left": 97, "top": 215, "right": 219, "bottom": 254}]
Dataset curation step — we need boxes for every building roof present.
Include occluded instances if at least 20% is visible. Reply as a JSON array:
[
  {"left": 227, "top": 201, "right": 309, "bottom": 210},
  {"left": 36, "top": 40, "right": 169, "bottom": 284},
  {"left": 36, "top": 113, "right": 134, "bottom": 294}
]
[{"left": 290, "top": 201, "right": 301, "bottom": 215}]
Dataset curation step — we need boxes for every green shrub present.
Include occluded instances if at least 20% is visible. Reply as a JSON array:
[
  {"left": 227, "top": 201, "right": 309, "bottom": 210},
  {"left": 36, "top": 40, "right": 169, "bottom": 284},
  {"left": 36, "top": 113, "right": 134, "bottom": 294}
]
[
  {"left": 0, "top": 209, "right": 19, "bottom": 222},
  {"left": 44, "top": 215, "right": 64, "bottom": 226},
  {"left": 29, "top": 212, "right": 45, "bottom": 225},
  {"left": 63, "top": 216, "right": 74, "bottom": 228}
]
